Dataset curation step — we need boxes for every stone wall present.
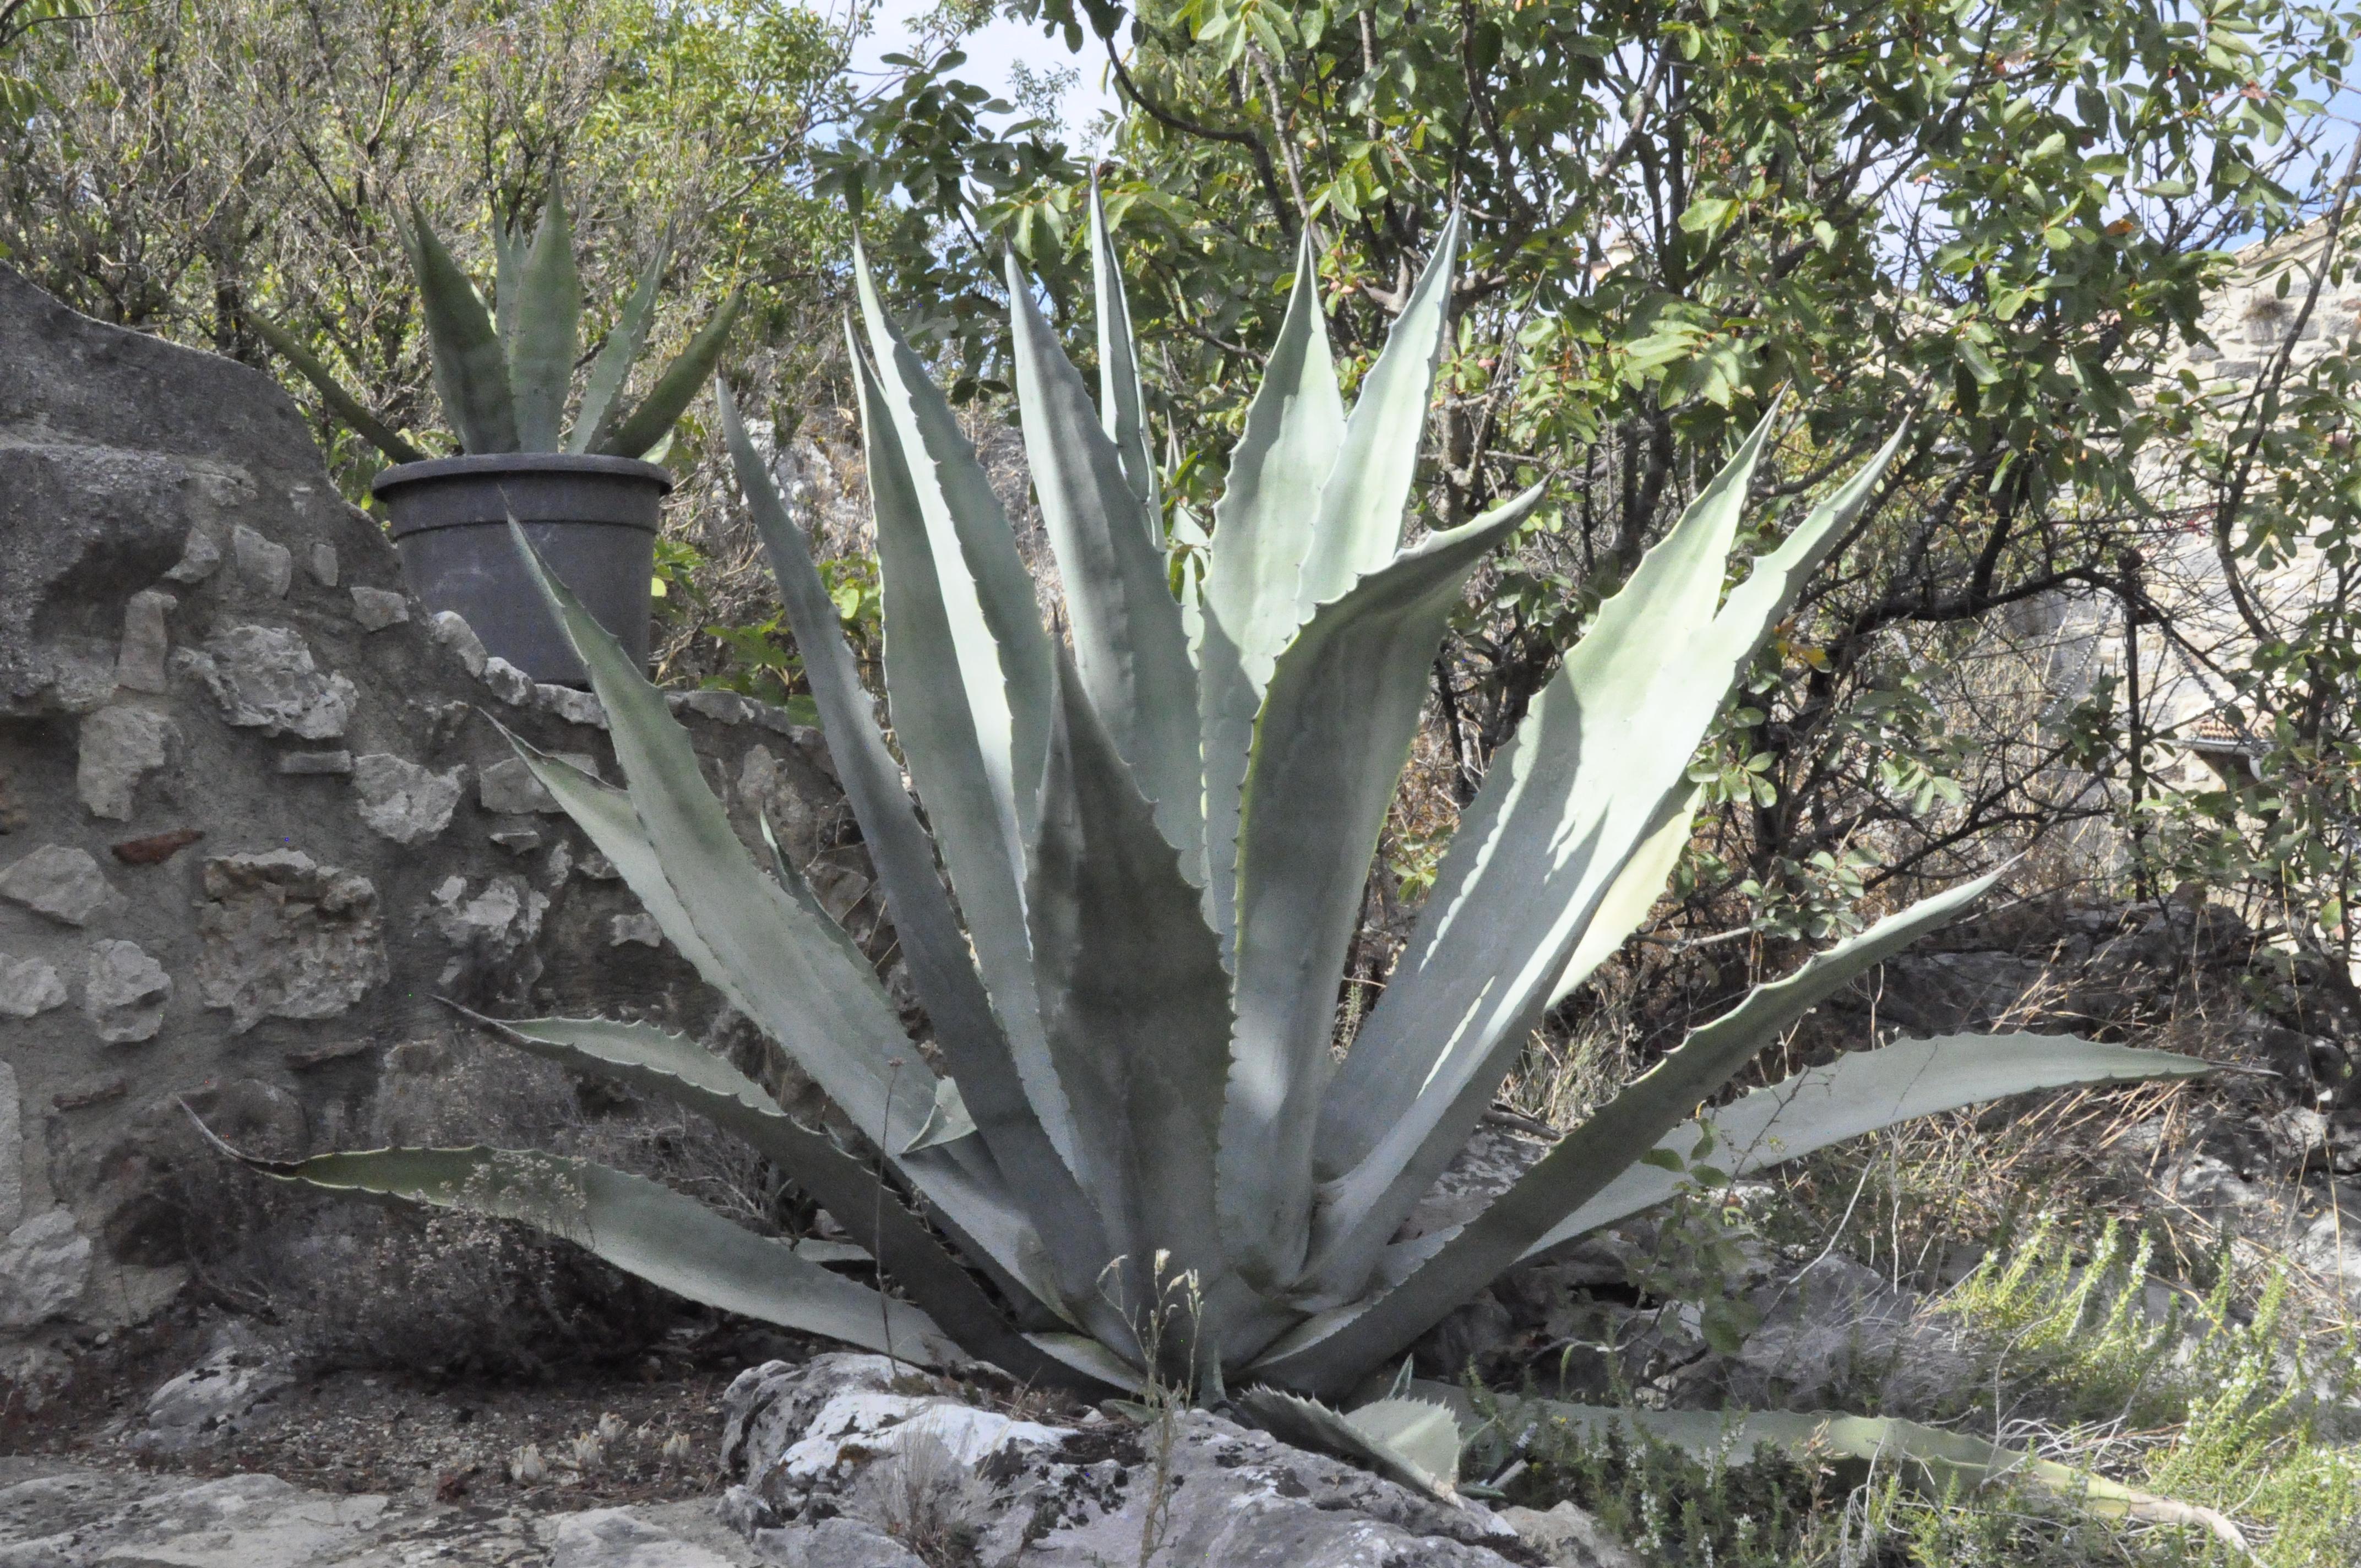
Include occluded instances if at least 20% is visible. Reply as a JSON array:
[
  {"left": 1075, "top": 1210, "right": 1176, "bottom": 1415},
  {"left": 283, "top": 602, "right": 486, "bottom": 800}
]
[{"left": 0, "top": 266, "right": 867, "bottom": 1344}]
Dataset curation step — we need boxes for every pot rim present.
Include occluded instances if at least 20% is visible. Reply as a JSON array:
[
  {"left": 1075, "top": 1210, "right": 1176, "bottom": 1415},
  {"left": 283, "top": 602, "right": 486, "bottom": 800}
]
[{"left": 369, "top": 451, "right": 675, "bottom": 499}]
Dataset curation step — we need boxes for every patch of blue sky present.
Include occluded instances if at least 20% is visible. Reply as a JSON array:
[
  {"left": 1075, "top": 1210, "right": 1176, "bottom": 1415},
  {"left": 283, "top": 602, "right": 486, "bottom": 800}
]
[{"left": 834, "top": 0, "right": 1120, "bottom": 147}]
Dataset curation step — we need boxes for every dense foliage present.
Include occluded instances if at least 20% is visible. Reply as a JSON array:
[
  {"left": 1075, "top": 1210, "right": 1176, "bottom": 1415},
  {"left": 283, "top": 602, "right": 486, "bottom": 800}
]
[{"left": 828, "top": 0, "right": 2361, "bottom": 1012}]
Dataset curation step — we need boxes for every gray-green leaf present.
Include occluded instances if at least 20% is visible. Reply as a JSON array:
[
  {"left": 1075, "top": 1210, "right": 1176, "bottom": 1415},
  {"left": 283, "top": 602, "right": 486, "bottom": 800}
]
[
  {"left": 1006, "top": 251, "right": 1203, "bottom": 877},
  {"left": 1223, "top": 487, "right": 1542, "bottom": 1287},
  {"left": 1027, "top": 644, "right": 1236, "bottom": 1325},
  {"left": 247, "top": 309, "right": 425, "bottom": 465},
  {"left": 1089, "top": 184, "right": 1159, "bottom": 531},
  {"left": 1200, "top": 235, "right": 1346, "bottom": 948},
  {"left": 596, "top": 287, "right": 742, "bottom": 461},
  {"left": 194, "top": 1128, "right": 960, "bottom": 1366},
  {"left": 1293, "top": 211, "right": 1462, "bottom": 618},
  {"left": 509, "top": 183, "right": 580, "bottom": 451},
  {"left": 573, "top": 224, "right": 673, "bottom": 454},
  {"left": 404, "top": 203, "right": 518, "bottom": 454}
]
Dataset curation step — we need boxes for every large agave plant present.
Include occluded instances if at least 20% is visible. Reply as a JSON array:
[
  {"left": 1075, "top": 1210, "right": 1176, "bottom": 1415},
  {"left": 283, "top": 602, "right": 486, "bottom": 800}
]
[
  {"left": 251, "top": 185, "right": 742, "bottom": 464},
  {"left": 206, "top": 200, "right": 2207, "bottom": 1409}
]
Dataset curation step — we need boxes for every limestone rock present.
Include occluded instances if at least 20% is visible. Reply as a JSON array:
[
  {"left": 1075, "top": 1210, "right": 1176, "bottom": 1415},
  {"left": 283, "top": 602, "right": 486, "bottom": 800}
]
[
  {"left": 738, "top": 745, "right": 829, "bottom": 868},
  {"left": 24, "top": 639, "right": 119, "bottom": 714},
  {"left": 432, "top": 609, "right": 489, "bottom": 676},
  {"left": 0, "top": 844, "right": 123, "bottom": 925},
  {"left": 85, "top": 939, "right": 172, "bottom": 1042},
  {"left": 183, "top": 624, "right": 357, "bottom": 739},
  {"left": 0, "top": 1469, "right": 388, "bottom": 1567},
  {"left": 489, "top": 824, "right": 545, "bottom": 854},
  {"left": 721, "top": 1355, "right": 1524, "bottom": 1568},
  {"left": 428, "top": 875, "right": 547, "bottom": 960},
  {"left": 482, "top": 656, "right": 535, "bottom": 705},
  {"left": 750, "top": 1517, "right": 923, "bottom": 1568},
  {"left": 195, "top": 851, "right": 388, "bottom": 1033},
  {"left": 77, "top": 704, "right": 177, "bottom": 820},
  {"left": 537, "top": 681, "right": 608, "bottom": 727},
  {"left": 138, "top": 1335, "right": 296, "bottom": 1452},
  {"left": 1730, "top": 1256, "right": 1971, "bottom": 1416},
  {"left": 1498, "top": 1502, "right": 1645, "bottom": 1568},
  {"left": 2295, "top": 1200, "right": 2361, "bottom": 1302},
  {"left": 679, "top": 688, "right": 756, "bottom": 725},
  {"left": 610, "top": 913, "right": 663, "bottom": 948},
  {"left": 1400, "top": 1124, "right": 1549, "bottom": 1242},
  {"left": 349, "top": 585, "right": 410, "bottom": 630},
  {"left": 276, "top": 748, "right": 353, "bottom": 776},
  {"left": 0, "top": 1465, "right": 765, "bottom": 1568},
  {"left": 115, "top": 588, "right": 175, "bottom": 693},
  {"left": 352, "top": 753, "right": 463, "bottom": 844},
  {"left": 0, "top": 258, "right": 868, "bottom": 1339},
  {"left": 232, "top": 522, "right": 293, "bottom": 596},
  {"left": 0, "top": 954, "right": 68, "bottom": 1019},
  {"left": 0, "top": 1058, "right": 20, "bottom": 1230},
  {"left": 549, "top": 1507, "right": 753, "bottom": 1568},
  {"left": 164, "top": 521, "right": 224, "bottom": 583},
  {"left": 0, "top": 1208, "right": 94, "bottom": 1327}
]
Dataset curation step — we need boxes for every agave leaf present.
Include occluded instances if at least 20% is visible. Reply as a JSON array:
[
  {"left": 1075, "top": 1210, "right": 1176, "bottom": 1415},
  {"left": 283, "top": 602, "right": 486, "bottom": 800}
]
[
  {"left": 572, "top": 223, "right": 673, "bottom": 454},
  {"left": 1548, "top": 787, "right": 1699, "bottom": 1010},
  {"left": 747, "top": 799, "right": 1021, "bottom": 1197},
  {"left": 445, "top": 1006, "right": 1078, "bottom": 1380},
  {"left": 194, "top": 1127, "right": 961, "bottom": 1368},
  {"left": 839, "top": 337, "right": 1099, "bottom": 1221},
  {"left": 1310, "top": 417, "right": 1911, "bottom": 1300},
  {"left": 492, "top": 210, "right": 525, "bottom": 355},
  {"left": 1006, "top": 252, "right": 1203, "bottom": 876},
  {"left": 1468, "top": 869, "right": 2016, "bottom": 1256},
  {"left": 510, "top": 525, "right": 916, "bottom": 1135},
  {"left": 595, "top": 287, "right": 741, "bottom": 462},
  {"left": 1089, "top": 183, "right": 1158, "bottom": 530},
  {"left": 499, "top": 736, "right": 724, "bottom": 979},
  {"left": 1292, "top": 210, "right": 1462, "bottom": 618},
  {"left": 246, "top": 309, "right": 425, "bottom": 465},
  {"left": 1275, "top": 872, "right": 2007, "bottom": 1380},
  {"left": 1029, "top": 645, "right": 1235, "bottom": 1313},
  {"left": 720, "top": 380, "right": 1082, "bottom": 1197},
  {"left": 853, "top": 246, "right": 1056, "bottom": 880},
  {"left": 1222, "top": 487, "right": 1542, "bottom": 1286},
  {"left": 1026, "top": 1332, "right": 1148, "bottom": 1391},
  {"left": 1200, "top": 236, "right": 1346, "bottom": 947},
  {"left": 502, "top": 732, "right": 1062, "bottom": 1319},
  {"left": 1315, "top": 405, "right": 1784, "bottom": 1189},
  {"left": 510, "top": 183, "right": 580, "bottom": 451},
  {"left": 1524, "top": 1033, "right": 2215, "bottom": 1257},
  {"left": 403, "top": 202, "right": 519, "bottom": 454},
  {"left": 1425, "top": 1391, "right": 2249, "bottom": 1553},
  {"left": 1345, "top": 1398, "right": 1464, "bottom": 1493},
  {"left": 1233, "top": 1387, "right": 1461, "bottom": 1502},
  {"left": 1253, "top": 1034, "right": 2210, "bottom": 1390},
  {"left": 1172, "top": 504, "right": 1209, "bottom": 678},
  {"left": 905, "top": 1077, "right": 980, "bottom": 1153},
  {"left": 1699, "top": 422, "right": 1920, "bottom": 676}
]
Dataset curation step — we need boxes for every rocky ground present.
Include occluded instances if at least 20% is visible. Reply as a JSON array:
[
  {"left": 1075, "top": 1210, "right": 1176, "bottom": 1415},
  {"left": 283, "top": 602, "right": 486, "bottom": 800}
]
[{"left": 0, "top": 1331, "right": 1640, "bottom": 1567}]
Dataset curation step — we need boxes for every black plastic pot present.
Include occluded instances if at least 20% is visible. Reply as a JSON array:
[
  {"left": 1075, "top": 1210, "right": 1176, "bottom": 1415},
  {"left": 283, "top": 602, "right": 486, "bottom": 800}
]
[{"left": 372, "top": 453, "right": 672, "bottom": 684}]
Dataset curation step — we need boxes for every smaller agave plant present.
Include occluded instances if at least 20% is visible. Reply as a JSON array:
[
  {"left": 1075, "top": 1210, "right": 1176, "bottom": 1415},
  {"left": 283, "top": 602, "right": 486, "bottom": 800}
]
[
  {"left": 250, "top": 183, "right": 741, "bottom": 465},
  {"left": 202, "top": 194, "right": 2210, "bottom": 1503}
]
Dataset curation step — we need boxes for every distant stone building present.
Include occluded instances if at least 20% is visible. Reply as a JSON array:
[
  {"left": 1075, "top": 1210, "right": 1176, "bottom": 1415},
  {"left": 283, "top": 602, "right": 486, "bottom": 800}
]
[{"left": 2007, "top": 217, "right": 2357, "bottom": 791}]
